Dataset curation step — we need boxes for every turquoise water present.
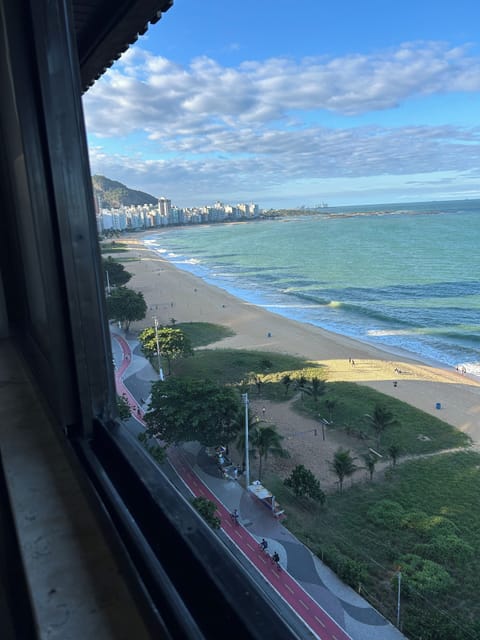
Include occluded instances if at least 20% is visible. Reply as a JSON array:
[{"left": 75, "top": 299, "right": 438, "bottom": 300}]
[{"left": 144, "top": 200, "right": 480, "bottom": 375}]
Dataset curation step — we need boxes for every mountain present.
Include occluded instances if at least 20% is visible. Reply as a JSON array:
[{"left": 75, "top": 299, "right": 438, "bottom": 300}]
[{"left": 92, "top": 175, "right": 158, "bottom": 207}]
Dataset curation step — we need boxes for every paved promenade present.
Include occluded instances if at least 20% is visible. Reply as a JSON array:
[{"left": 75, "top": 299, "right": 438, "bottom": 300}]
[{"left": 111, "top": 330, "right": 406, "bottom": 640}]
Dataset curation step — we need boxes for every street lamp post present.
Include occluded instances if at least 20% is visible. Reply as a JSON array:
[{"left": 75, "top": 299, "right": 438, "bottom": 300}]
[
  {"left": 242, "top": 393, "right": 250, "bottom": 488},
  {"left": 396, "top": 571, "right": 402, "bottom": 628},
  {"left": 153, "top": 316, "right": 164, "bottom": 380}
]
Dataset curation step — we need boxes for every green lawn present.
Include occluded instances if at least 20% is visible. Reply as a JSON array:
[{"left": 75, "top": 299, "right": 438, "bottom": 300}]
[
  {"left": 174, "top": 347, "right": 313, "bottom": 385},
  {"left": 114, "top": 256, "right": 141, "bottom": 262},
  {"left": 175, "top": 322, "right": 235, "bottom": 347},
  {"left": 265, "top": 450, "right": 480, "bottom": 639},
  {"left": 100, "top": 242, "right": 130, "bottom": 253}
]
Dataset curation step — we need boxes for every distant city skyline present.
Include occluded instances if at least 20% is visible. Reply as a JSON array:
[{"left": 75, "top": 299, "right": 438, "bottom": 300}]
[
  {"left": 84, "top": 1, "right": 480, "bottom": 208},
  {"left": 96, "top": 197, "right": 260, "bottom": 233}
]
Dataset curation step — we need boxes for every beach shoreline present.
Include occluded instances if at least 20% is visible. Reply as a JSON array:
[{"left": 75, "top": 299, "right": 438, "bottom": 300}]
[{"left": 108, "top": 234, "right": 480, "bottom": 443}]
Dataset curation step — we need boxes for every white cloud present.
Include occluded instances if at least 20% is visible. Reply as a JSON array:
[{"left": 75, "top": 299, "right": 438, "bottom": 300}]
[
  {"left": 88, "top": 122, "right": 480, "bottom": 204},
  {"left": 83, "top": 41, "right": 480, "bottom": 205},
  {"left": 84, "top": 41, "right": 480, "bottom": 137}
]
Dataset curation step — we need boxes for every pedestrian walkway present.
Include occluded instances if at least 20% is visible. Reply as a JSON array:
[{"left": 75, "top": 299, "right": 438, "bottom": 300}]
[
  {"left": 178, "top": 443, "right": 405, "bottom": 640},
  {"left": 111, "top": 331, "right": 406, "bottom": 640},
  {"left": 111, "top": 331, "right": 156, "bottom": 425}
]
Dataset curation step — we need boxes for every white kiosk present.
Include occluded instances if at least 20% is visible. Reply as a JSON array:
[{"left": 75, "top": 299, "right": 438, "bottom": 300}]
[{"left": 247, "top": 480, "right": 285, "bottom": 518}]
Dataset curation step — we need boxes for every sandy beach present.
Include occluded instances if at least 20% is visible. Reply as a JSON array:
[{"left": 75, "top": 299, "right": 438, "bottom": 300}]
[{"left": 109, "top": 236, "right": 480, "bottom": 486}]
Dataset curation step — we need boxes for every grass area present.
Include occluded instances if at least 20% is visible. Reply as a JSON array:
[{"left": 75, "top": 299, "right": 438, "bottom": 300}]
[
  {"left": 114, "top": 256, "right": 141, "bottom": 262},
  {"left": 264, "top": 450, "right": 480, "bottom": 639},
  {"left": 101, "top": 254, "right": 140, "bottom": 262},
  {"left": 100, "top": 242, "right": 130, "bottom": 253},
  {"left": 174, "top": 347, "right": 313, "bottom": 385},
  {"left": 175, "top": 322, "right": 235, "bottom": 347},
  {"left": 292, "top": 381, "right": 471, "bottom": 456},
  {"left": 254, "top": 366, "right": 327, "bottom": 401}
]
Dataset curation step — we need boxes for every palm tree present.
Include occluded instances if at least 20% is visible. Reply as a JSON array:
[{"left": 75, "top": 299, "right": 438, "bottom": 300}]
[
  {"left": 325, "top": 398, "right": 337, "bottom": 423},
  {"left": 362, "top": 452, "right": 377, "bottom": 481},
  {"left": 281, "top": 374, "right": 292, "bottom": 397},
  {"left": 235, "top": 413, "right": 262, "bottom": 468},
  {"left": 364, "top": 404, "right": 399, "bottom": 448},
  {"left": 309, "top": 377, "right": 327, "bottom": 402},
  {"left": 251, "top": 425, "right": 289, "bottom": 481},
  {"left": 388, "top": 443, "right": 401, "bottom": 467},
  {"left": 295, "top": 374, "right": 308, "bottom": 401},
  {"left": 329, "top": 447, "right": 358, "bottom": 492}
]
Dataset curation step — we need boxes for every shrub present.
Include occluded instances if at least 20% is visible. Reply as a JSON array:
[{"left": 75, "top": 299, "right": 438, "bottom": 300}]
[
  {"left": 421, "top": 515, "right": 458, "bottom": 536},
  {"left": 284, "top": 464, "right": 326, "bottom": 503},
  {"left": 400, "top": 510, "right": 429, "bottom": 531},
  {"left": 414, "top": 534, "right": 473, "bottom": 565},
  {"left": 403, "top": 604, "right": 473, "bottom": 640},
  {"left": 367, "top": 499, "right": 405, "bottom": 529},
  {"left": 191, "top": 496, "right": 221, "bottom": 529},
  {"left": 397, "top": 554, "right": 453, "bottom": 597},
  {"left": 322, "top": 545, "right": 368, "bottom": 589},
  {"left": 400, "top": 511, "right": 458, "bottom": 538}
]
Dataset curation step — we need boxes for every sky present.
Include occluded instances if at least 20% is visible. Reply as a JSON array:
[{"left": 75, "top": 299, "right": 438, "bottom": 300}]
[{"left": 83, "top": 0, "right": 480, "bottom": 208}]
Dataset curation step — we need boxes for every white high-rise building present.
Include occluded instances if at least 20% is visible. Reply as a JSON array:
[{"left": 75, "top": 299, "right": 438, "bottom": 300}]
[{"left": 158, "top": 197, "right": 171, "bottom": 217}]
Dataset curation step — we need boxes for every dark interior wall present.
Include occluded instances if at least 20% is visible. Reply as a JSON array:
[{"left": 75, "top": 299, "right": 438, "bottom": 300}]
[
  {"left": 0, "top": 4, "right": 305, "bottom": 638},
  {"left": 0, "top": 0, "right": 116, "bottom": 434}
]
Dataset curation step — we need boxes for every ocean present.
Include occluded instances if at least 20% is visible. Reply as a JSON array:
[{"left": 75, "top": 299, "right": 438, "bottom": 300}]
[{"left": 144, "top": 199, "right": 480, "bottom": 376}]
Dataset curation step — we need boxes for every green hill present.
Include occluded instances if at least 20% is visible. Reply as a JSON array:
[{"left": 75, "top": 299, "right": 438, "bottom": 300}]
[{"left": 92, "top": 175, "right": 158, "bottom": 207}]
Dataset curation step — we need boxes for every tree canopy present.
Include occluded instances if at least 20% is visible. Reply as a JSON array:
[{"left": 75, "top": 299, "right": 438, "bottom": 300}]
[
  {"left": 102, "top": 256, "right": 132, "bottom": 288},
  {"left": 139, "top": 326, "right": 193, "bottom": 374},
  {"left": 191, "top": 496, "right": 221, "bottom": 529},
  {"left": 144, "top": 377, "right": 242, "bottom": 447},
  {"left": 116, "top": 394, "right": 131, "bottom": 421},
  {"left": 284, "top": 464, "right": 325, "bottom": 503},
  {"left": 106, "top": 286, "right": 147, "bottom": 331}
]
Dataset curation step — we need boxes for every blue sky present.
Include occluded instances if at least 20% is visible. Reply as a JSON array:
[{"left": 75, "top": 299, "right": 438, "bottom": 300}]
[{"left": 83, "top": 0, "right": 480, "bottom": 208}]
